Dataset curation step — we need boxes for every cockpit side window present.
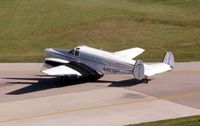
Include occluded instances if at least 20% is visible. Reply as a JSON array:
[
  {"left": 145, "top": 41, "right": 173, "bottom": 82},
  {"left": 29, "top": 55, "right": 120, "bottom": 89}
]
[{"left": 74, "top": 48, "right": 80, "bottom": 57}]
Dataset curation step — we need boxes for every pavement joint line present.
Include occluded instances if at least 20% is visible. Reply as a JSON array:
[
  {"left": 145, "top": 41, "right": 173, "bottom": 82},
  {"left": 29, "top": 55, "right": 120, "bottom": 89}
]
[
  {"left": 1, "top": 91, "right": 200, "bottom": 123},
  {"left": 160, "top": 92, "right": 200, "bottom": 100},
  {"left": 174, "top": 71, "right": 200, "bottom": 73},
  {"left": 0, "top": 98, "right": 156, "bottom": 123}
]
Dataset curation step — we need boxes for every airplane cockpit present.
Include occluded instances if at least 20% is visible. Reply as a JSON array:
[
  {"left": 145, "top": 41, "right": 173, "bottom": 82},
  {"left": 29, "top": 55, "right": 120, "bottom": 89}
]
[{"left": 68, "top": 48, "right": 80, "bottom": 57}]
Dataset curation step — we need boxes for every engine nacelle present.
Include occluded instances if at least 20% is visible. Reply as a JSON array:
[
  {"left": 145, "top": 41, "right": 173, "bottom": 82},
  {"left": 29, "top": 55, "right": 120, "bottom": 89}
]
[
  {"left": 133, "top": 60, "right": 145, "bottom": 80},
  {"left": 42, "top": 58, "right": 69, "bottom": 70}
]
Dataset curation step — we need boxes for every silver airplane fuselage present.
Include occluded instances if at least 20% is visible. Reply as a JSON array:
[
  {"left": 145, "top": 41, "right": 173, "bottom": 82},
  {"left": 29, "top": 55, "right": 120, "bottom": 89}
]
[{"left": 44, "top": 46, "right": 136, "bottom": 76}]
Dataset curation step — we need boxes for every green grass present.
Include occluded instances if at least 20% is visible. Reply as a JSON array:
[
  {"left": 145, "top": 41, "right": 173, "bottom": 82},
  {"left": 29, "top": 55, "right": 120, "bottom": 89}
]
[
  {"left": 127, "top": 115, "right": 200, "bottom": 126},
  {"left": 0, "top": 0, "right": 200, "bottom": 62}
]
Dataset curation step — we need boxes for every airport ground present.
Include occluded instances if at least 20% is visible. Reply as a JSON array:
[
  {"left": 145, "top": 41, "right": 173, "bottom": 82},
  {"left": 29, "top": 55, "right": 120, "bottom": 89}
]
[{"left": 0, "top": 62, "right": 199, "bottom": 126}]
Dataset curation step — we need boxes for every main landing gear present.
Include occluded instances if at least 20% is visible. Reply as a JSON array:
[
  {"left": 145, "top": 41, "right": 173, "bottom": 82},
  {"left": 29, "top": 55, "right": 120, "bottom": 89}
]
[{"left": 144, "top": 77, "right": 148, "bottom": 84}]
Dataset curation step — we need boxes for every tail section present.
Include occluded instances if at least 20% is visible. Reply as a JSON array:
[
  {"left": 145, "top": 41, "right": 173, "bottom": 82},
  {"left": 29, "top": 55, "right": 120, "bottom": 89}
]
[
  {"left": 162, "top": 52, "right": 175, "bottom": 68},
  {"left": 143, "top": 51, "right": 175, "bottom": 77}
]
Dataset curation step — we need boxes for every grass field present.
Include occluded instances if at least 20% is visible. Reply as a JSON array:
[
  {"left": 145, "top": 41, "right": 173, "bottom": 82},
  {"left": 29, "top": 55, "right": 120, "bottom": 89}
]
[
  {"left": 127, "top": 115, "right": 200, "bottom": 126},
  {"left": 0, "top": 0, "right": 200, "bottom": 62}
]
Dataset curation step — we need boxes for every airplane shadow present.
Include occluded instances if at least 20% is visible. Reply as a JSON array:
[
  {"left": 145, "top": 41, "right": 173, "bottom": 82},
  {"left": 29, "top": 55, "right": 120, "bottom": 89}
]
[
  {"left": 3, "top": 77, "right": 151, "bottom": 95},
  {"left": 108, "top": 79, "right": 151, "bottom": 87},
  {"left": 4, "top": 77, "right": 89, "bottom": 95}
]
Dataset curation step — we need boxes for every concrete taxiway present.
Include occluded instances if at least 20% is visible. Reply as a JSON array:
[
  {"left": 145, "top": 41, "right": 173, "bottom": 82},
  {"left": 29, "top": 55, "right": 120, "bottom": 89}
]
[{"left": 0, "top": 62, "right": 199, "bottom": 126}]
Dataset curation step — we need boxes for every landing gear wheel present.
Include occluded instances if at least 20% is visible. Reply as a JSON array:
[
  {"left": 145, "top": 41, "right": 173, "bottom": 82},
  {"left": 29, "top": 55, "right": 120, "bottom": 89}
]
[{"left": 144, "top": 78, "right": 148, "bottom": 84}]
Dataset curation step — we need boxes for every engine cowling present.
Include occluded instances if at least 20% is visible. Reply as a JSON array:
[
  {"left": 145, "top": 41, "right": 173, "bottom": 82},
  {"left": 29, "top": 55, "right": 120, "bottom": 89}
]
[{"left": 133, "top": 60, "right": 145, "bottom": 80}]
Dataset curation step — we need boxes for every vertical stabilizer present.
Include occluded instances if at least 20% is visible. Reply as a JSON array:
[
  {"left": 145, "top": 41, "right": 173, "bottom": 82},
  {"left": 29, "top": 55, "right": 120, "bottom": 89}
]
[{"left": 163, "top": 52, "right": 175, "bottom": 68}]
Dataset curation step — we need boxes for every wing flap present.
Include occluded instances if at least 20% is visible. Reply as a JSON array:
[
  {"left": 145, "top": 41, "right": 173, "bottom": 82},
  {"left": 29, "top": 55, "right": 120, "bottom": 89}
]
[
  {"left": 115, "top": 47, "right": 145, "bottom": 59},
  {"left": 42, "top": 65, "right": 81, "bottom": 76},
  {"left": 144, "top": 63, "right": 172, "bottom": 77}
]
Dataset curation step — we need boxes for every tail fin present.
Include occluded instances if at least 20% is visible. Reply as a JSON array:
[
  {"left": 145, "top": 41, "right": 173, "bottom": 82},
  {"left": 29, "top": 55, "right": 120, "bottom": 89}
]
[{"left": 163, "top": 52, "right": 175, "bottom": 68}]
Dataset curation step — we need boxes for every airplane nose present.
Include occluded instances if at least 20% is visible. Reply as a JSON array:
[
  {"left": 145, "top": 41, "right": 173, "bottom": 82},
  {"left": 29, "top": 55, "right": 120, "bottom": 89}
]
[{"left": 43, "top": 48, "right": 53, "bottom": 55}]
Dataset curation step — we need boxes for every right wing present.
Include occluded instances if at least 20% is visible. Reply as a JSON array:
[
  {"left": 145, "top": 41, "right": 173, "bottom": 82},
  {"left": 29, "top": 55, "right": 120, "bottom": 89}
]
[
  {"left": 42, "top": 65, "right": 81, "bottom": 76},
  {"left": 114, "top": 47, "right": 145, "bottom": 59}
]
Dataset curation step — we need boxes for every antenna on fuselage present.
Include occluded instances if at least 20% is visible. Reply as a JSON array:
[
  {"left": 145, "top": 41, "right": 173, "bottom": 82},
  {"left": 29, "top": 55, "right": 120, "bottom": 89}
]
[
  {"left": 80, "top": 43, "right": 86, "bottom": 46},
  {"left": 76, "top": 41, "right": 84, "bottom": 46}
]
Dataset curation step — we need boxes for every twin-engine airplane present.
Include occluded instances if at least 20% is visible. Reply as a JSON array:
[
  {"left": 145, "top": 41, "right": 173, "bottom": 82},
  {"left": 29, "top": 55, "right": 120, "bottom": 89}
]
[{"left": 42, "top": 45, "right": 174, "bottom": 83}]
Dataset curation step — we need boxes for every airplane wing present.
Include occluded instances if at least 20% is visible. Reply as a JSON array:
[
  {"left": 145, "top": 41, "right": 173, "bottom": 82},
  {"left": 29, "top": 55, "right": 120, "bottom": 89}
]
[
  {"left": 41, "top": 58, "right": 81, "bottom": 76},
  {"left": 41, "top": 57, "right": 102, "bottom": 78},
  {"left": 114, "top": 47, "right": 145, "bottom": 59},
  {"left": 42, "top": 65, "right": 81, "bottom": 76}
]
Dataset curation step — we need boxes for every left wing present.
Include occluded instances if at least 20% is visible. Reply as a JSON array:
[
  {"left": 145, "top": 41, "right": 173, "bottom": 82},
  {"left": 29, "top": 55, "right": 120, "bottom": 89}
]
[
  {"left": 41, "top": 57, "right": 102, "bottom": 78},
  {"left": 114, "top": 47, "right": 145, "bottom": 59},
  {"left": 42, "top": 65, "right": 81, "bottom": 76},
  {"left": 42, "top": 58, "right": 81, "bottom": 76}
]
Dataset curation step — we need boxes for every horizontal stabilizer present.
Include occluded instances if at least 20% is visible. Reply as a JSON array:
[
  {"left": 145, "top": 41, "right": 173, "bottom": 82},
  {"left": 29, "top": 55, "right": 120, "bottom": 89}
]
[
  {"left": 42, "top": 65, "right": 81, "bottom": 76},
  {"left": 144, "top": 51, "right": 174, "bottom": 77},
  {"left": 144, "top": 63, "right": 172, "bottom": 77},
  {"left": 115, "top": 47, "right": 145, "bottom": 59}
]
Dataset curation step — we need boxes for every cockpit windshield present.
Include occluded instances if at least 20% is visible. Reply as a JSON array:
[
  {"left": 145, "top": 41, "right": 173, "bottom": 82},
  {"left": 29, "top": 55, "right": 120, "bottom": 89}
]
[
  {"left": 68, "top": 48, "right": 80, "bottom": 57},
  {"left": 68, "top": 49, "right": 74, "bottom": 54}
]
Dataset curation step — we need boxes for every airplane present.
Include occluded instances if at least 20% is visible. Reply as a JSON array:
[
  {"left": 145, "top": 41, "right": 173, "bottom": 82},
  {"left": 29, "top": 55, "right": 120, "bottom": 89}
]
[{"left": 41, "top": 45, "right": 174, "bottom": 84}]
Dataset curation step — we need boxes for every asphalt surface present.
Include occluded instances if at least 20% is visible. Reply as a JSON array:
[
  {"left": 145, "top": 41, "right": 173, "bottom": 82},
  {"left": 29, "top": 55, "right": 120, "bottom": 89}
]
[{"left": 0, "top": 62, "right": 199, "bottom": 126}]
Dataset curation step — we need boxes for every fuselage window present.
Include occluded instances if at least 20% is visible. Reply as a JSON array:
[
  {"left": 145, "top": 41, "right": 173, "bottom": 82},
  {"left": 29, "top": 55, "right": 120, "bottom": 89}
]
[{"left": 75, "top": 50, "right": 79, "bottom": 56}]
